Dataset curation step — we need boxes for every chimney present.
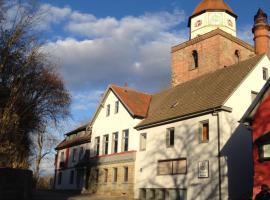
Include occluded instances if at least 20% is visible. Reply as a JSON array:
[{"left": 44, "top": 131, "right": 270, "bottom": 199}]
[{"left": 252, "top": 8, "right": 270, "bottom": 55}]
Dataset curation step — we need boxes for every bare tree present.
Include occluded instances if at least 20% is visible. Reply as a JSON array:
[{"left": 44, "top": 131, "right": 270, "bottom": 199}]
[
  {"left": 31, "top": 127, "right": 59, "bottom": 186},
  {"left": 0, "top": 0, "right": 71, "bottom": 168}
]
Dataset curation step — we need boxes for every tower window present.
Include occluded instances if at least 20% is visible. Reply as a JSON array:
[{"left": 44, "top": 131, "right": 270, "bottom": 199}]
[
  {"left": 192, "top": 50, "right": 199, "bottom": 69},
  {"left": 235, "top": 50, "right": 241, "bottom": 63}
]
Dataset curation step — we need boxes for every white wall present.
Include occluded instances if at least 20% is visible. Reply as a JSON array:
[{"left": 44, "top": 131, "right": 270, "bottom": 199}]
[
  {"left": 135, "top": 114, "right": 221, "bottom": 200},
  {"left": 190, "top": 12, "right": 236, "bottom": 39},
  {"left": 90, "top": 90, "right": 141, "bottom": 157}
]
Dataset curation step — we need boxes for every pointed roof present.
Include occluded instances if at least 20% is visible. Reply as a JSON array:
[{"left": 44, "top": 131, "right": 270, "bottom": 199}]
[
  {"left": 189, "top": 0, "right": 236, "bottom": 25},
  {"left": 110, "top": 84, "right": 151, "bottom": 118},
  {"left": 136, "top": 54, "right": 266, "bottom": 130}
]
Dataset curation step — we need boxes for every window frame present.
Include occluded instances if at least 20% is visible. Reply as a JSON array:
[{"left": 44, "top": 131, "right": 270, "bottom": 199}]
[
  {"left": 122, "top": 129, "right": 129, "bottom": 152},
  {"left": 140, "top": 133, "right": 147, "bottom": 151},
  {"left": 106, "top": 104, "right": 110, "bottom": 117},
  {"left": 113, "top": 167, "right": 118, "bottom": 183},
  {"left": 192, "top": 50, "right": 199, "bottom": 69},
  {"left": 103, "top": 134, "right": 109, "bottom": 155},
  {"left": 166, "top": 128, "right": 175, "bottom": 148},
  {"left": 123, "top": 166, "right": 128, "bottom": 182},
  {"left": 263, "top": 67, "right": 269, "bottom": 80},
  {"left": 157, "top": 158, "right": 187, "bottom": 176},
  {"left": 58, "top": 172, "right": 62, "bottom": 185},
  {"left": 199, "top": 120, "right": 209, "bottom": 143},
  {"left": 79, "top": 147, "right": 84, "bottom": 160},
  {"left": 94, "top": 136, "right": 100, "bottom": 156},
  {"left": 112, "top": 132, "right": 118, "bottom": 154},
  {"left": 115, "top": 101, "right": 119, "bottom": 114},
  {"left": 72, "top": 148, "right": 77, "bottom": 162},
  {"left": 104, "top": 168, "right": 108, "bottom": 183}
]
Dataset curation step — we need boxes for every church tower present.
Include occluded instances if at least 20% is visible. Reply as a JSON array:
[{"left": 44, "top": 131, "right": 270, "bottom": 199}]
[
  {"left": 171, "top": 0, "right": 255, "bottom": 87},
  {"left": 188, "top": 0, "right": 237, "bottom": 39}
]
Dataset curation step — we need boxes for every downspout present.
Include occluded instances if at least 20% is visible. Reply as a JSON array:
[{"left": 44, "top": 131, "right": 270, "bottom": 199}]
[{"left": 213, "top": 110, "right": 222, "bottom": 200}]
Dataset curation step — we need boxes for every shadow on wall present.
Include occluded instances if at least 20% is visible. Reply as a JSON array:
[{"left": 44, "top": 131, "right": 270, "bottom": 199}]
[
  {"left": 221, "top": 123, "right": 253, "bottom": 200},
  {"left": 137, "top": 116, "right": 253, "bottom": 200},
  {"left": 138, "top": 122, "right": 222, "bottom": 200}
]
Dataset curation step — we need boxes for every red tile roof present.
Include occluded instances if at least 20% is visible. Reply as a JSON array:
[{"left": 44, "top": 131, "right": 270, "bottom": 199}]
[
  {"left": 191, "top": 0, "right": 236, "bottom": 18},
  {"left": 110, "top": 84, "right": 151, "bottom": 118}
]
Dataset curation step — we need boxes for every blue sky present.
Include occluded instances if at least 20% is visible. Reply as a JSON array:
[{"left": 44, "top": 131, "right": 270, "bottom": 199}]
[{"left": 34, "top": 0, "right": 270, "bottom": 134}]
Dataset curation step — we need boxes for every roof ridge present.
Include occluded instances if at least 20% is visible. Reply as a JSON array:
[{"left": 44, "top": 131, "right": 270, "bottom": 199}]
[{"left": 110, "top": 83, "right": 151, "bottom": 96}]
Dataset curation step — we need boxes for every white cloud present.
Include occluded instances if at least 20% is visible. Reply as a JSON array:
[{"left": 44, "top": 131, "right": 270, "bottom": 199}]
[
  {"left": 43, "top": 7, "right": 188, "bottom": 92},
  {"left": 237, "top": 24, "right": 253, "bottom": 44}
]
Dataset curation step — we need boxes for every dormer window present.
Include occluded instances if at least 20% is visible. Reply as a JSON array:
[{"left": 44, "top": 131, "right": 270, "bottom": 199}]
[
  {"left": 235, "top": 50, "right": 241, "bottom": 63},
  {"left": 192, "top": 50, "right": 199, "bottom": 69}
]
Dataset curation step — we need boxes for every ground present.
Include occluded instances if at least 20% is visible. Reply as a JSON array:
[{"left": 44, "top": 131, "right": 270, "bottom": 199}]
[{"left": 33, "top": 190, "right": 130, "bottom": 200}]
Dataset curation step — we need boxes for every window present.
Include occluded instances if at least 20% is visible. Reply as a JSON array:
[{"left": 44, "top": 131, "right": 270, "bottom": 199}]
[
  {"left": 106, "top": 104, "right": 110, "bottom": 116},
  {"left": 166, "top": 128, "right": 174, "bottom": 147},
  {"left": 263, "top": 68, "right": 269, "bottom": 80},
  {"left": 94, "top": 137, "right": 100, "bottom": 156},
  {"left": 192, "top": 50, "right": 198, "bottom": 69},
  {"left": 60, "top": 152, "right": 65, "bottom": 162},
  {"left": 235, "top": 50, "right": 241, "bottom": 63},
  {"left": 104, "top": 169, "right": 108, "bottom": 183},
  {"left": 124, "top": 167, "right": 128, "bottom": 182},
  {"left": 103, "top": 135, "right": 109, "bottom": 155},
  {"left": 140, "top": 133, "right": 147, "bottom": 151},
  {"left": 122, "top": 129, "right": 129, "bottom": 152},
  {"left": 69, "top": 170, "right": 74, "bottom": 184},
  {"left": 115, "top": 101, "right": 119, "bottom": 114},
  {"left": 79, "top": 147, "right": 84, "bottom": 160},
  {"left": 112, "top": 132, "right": 118, "bottom": 153},
  {"left": 200, "top": 121, "right": 209, "bottom": 143},
  {"left": 259, "top": 144, "right": 270, "bottom": 161},
  {"left": 58, "top": 172, "right": 62, "bottom": 185},
  {"left": 157, "top": 159, "right": 187, "bottom": 175},
  {"left": 72, "top": 148, "right": 77, "bottom": 162},
  {"left": 251, "top": 91, "right": 258, "bottom": 102},
  {"left": 113, "top": 168, "right": 118, "bottom": 183}
]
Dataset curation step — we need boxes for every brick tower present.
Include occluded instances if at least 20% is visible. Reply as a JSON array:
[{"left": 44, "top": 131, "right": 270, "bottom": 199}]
[
  {"left": 171, "top": 0, "right": 255, "bottom": 87},
  {"left": 252, "top": 8, "right": 270, "bottom": 55}
]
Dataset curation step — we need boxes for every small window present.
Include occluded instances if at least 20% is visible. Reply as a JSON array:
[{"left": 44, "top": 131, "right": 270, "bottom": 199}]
[
  {"left": 79, "top": 147, "right": 84, "bottom": 160},
  {"left": 113, "top": 168, "right": 118, "bottom": 183},
  {"left": 235, "top": 50, "right": 241, "bottom": 63},
  {"left": 122, "top": 129, "right": 129, "bottom": 152},
  {"left": 124, "top": 167, "right": 128, "bottom": 182},
  {"left": 112, "top": 132, "right": 118, "bottom": 153},
  {"left": 259, "top": 144, "right": 270, "bottom": 161},
  {"left": 72, "top": 148, "right": 77, "bottom": 162},
  {"left": 158, "top": 158, "right": 187, "bottom": 175},
  {"left": 103, "top": 134, "right": 109, "bottom": 155},
  {"left": 140, "top": 133, "right": 147, "bottom": 151},
  {"left": 192, "top": 50, "right": 199, "bottom": 69},
  {"left": 58, "top": 172, "right": 62, "bottom": 185},
  {"left": 115, "top": 101, "right": 119, "bottom": 114},
  {"left": 94, "top": 137, "right": 100, "bottom": 156},
  {"left": 251, "top": 91, "right": 258, "bottom": 102},
  {"left": 104, "top": 169, "right": 108, "bottom": 183},
  {"left": 60, "top": 152, "right": 65, "bottom": 162},
  {"left": 200, "top": 121, "right": 209, "bottom": 143},
  {"left": 106, "top": 104, "right": 110, "bottom": 116},
  {"left": 263, "top": 68, "right": 268, "bottom": 80},
  {"left": 166, "top": 128, "right": 174, "bottom": 147},
  {"left": 69, "top": 170, "right": 74, "bottom": 184}
]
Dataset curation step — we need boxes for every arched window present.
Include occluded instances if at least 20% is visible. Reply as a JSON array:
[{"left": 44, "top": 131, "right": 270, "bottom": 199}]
[
  {"left": 192, "top": 50, "right": 199, "bottom": 69},
  {"left": 235, "top": 50, "right": 241, "bottom": 63}
]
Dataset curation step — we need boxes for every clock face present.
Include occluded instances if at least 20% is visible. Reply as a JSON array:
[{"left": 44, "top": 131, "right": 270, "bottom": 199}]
[{"left": 209, "top": 13, "right": 223, "bottom": 25}]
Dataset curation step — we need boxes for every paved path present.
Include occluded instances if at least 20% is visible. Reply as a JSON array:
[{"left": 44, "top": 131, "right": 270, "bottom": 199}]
[{"left": 33, "top": 190, "right": 131, "bottom": 200}]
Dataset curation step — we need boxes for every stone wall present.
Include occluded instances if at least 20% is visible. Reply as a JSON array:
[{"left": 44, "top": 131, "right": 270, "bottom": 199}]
[
  {"left": 0, "top": 168, "right": 33, "bottom": 200},
  {"left": 87, "top": 162, "right": 134, "bottom": 199}
]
